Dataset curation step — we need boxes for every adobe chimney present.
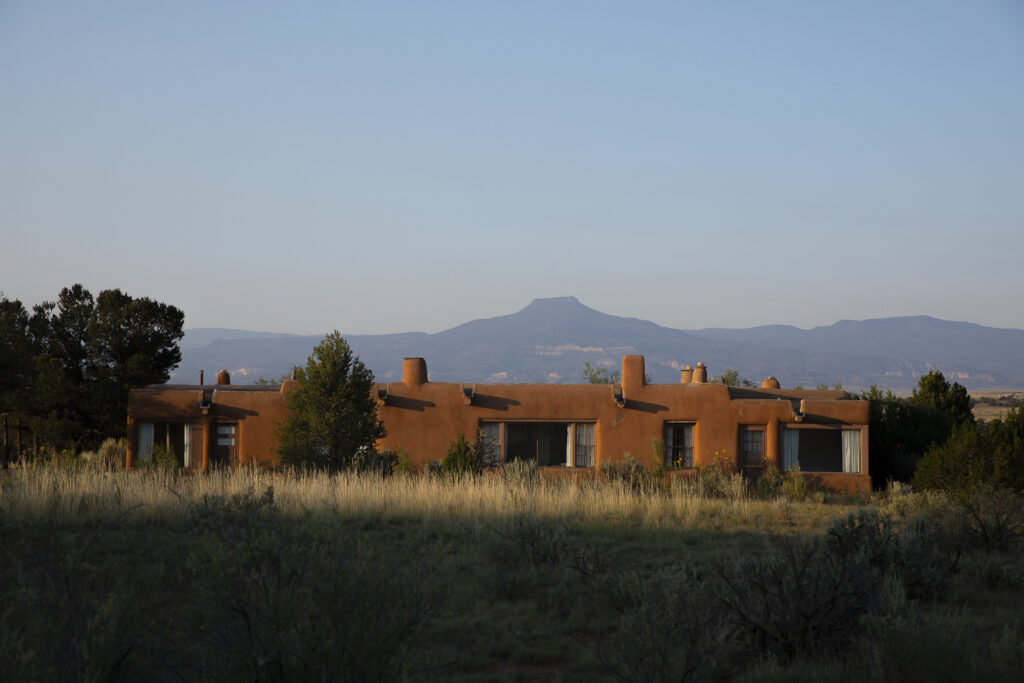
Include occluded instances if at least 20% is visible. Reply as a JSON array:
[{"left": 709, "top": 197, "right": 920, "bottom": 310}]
[
  {"left": 216, "top": 369, "right": 230, "bottom": 385},
  {"left": 761, "top": 376, "right": 781, "bottom": 389},
  {"left": 622, "top": 355, "right": 646, "bottom": 394},
  {"left": 692, "top": 362, "right": 707, "bottom": 383},
  {"left": 402, "top": 358, "right": 428, "bottom": 387},
  {"left": 680, "top": 365, "right": 693, "bottom": 383}
]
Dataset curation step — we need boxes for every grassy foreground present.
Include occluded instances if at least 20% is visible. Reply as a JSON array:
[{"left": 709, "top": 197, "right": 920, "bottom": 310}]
[{"left": 2, "top": 465, "right": 1023, "bottom": 682}]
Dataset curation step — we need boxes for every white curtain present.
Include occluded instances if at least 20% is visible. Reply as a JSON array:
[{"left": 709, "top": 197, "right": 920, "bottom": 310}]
[
  {"left": 183, "top": 424, "right": 192, "bottom": 468},
  {"left": 567, "top": 424, "right": 574, "bottom": 466},
  {"left": 842, "top": 430, "right": 861, "bottom": 473},
  {"left": 138, "top": 422, "right": 154, "bottom": 461},
  {"left": 783, "top": 429, "right": 800, "bottom": 471}
]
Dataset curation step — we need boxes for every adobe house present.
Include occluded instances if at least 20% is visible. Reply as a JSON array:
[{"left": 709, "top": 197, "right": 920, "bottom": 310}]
[
  {"left": 126, "top": 356, "right": 870, "bottom": 492},
  {"left": 126, "top": 369, "right": 297, "bottom": 470}
]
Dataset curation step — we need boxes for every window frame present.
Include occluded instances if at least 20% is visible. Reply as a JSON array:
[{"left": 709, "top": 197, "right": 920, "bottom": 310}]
[
  {"left": 664, "top": 422, "right": 695, "bottom": 469},
  {"left": 740, "top": 425, "right": 766, "bottom": 469}
]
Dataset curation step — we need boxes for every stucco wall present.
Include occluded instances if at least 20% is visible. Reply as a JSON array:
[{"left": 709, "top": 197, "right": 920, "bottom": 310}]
[{"left": 125, "top": 356, "right": 870, "bottom": 491}]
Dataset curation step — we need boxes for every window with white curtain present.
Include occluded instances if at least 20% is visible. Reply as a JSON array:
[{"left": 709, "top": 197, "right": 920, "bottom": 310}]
[
  {"left": 782, "top": 429, "right": 800, "bottom": 471},
  {"left": 574, "top": 423, "right": 595, "bottom": 467},
  {"left": 842, "top": 430, "right": 861, "bottom": 473},
  {"left": 137, "top": 422, "right": 154, "bottom": 461},
  {"left": 137, "top": 422, "right": 198, "bottom": 466}
]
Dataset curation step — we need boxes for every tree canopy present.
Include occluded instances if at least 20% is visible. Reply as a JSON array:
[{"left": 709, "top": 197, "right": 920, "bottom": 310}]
[
  {"left": 276, "top": 331, "right": 385, "bottom": 470},
  {"left": 582, "top": 361, "right": 620, "bottom": 384},
  {"left": 861, "top": 370, "right": 975, "bottom": 488},
  {"left": 0, "top": 285, "right": 184, "bottom": 453}
]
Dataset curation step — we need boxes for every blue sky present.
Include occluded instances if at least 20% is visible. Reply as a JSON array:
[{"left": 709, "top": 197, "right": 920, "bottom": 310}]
[{"left": 2, "top": 1, "right": 1022, "bottom": 335}]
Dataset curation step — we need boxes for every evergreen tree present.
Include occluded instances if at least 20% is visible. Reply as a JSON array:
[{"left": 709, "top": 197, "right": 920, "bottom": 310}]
[{"left": 276, "top": 331, "right": 385, "bottom": 470}]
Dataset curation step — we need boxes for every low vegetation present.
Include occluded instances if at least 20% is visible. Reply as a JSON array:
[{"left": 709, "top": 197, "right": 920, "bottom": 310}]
[{"left": 3, "top": 462, "right": 1023, "bottom": 681}]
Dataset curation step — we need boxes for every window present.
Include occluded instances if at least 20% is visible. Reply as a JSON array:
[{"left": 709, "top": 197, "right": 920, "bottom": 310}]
[
  {"left": 137, "top": 421, "right": 199, "bottom": 467},
  {"left": 481, "top": 421, "right": 596, "bottom": 467},
  {"left": 574, "top": 423, "right": 595, "bottom": 467},
  {"left": 479, "top": 422, "right": 501, "bottom": 467},
  {"left": 782, "top": 427, "right": 862, "bottom": 473},
  {"left": 842, "top": 430, "right": 861, "bottom": 473},
  {"left": 664, "top": 423, "right": 694, "bottom": 468},
  {"left": 740, "top": 426, "right": 765, "bottom": 469}
]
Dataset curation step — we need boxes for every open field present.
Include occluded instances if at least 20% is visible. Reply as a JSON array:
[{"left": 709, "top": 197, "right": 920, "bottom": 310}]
[
  {"left": 2, "top": 466, "right": 1023, "bottom": 681},
  {"left": 971, "top": 391, "right": 1024, "bottom": 423}
]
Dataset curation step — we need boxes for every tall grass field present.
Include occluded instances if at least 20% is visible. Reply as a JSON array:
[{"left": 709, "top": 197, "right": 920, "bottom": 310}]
[{"left": 2, "top": 462, "right": 1023, "bottom": 681}]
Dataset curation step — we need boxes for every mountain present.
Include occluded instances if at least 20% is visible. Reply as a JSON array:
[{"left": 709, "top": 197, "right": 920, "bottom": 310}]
[{"left": 171, "top": 298, "right": 1024, "bottom": 391}]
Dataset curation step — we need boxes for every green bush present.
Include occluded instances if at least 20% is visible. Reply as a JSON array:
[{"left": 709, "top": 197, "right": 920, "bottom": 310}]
[
  {"left": 756, "top": 463, "right": 785, "bottom": 499},
  {"left": 441, "top": 433, "right": 482, "bottom": 476},
  {"left": 151, "top": 443, "right": 180, "bottom": 469},
  {"left": 781, "top": 470, "right": 809, "bottom": 500},
  {"left": 913, "top": 405, "right": 1024, "bottom": 496},
  {"left": 352, "top": 446, "right": 398, "bottom": 478}
]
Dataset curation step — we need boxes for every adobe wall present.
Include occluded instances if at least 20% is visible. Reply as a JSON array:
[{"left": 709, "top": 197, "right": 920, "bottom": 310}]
[
  {"left": 126, "top": 385, "right": 291, "bottom": 468},
  {"left": 124, "top": 356, "right": 869, "bottom": 490},
  {"left": 378, "top": 355, "right": 870, "bottom": 478}
]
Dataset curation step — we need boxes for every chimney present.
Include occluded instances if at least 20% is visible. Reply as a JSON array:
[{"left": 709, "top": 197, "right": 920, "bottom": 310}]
[
  {"left": 402, "top": 358, "right": 428, "bottom": 387},
  {"left": 680, "top": 365, "right": 693, "bottom": 384},
  {"left": 199, "top": 370, "right": 205, "bottom": 385},
  {"left": 622, "top": 355, "right": 646, "bottom": 393},
  {"left": 761, "top": 376, "right": 781, "bottom": 389},
  {"left": 216, "top": 369, "right": 231, "bottom": 385},
  {"left": 692, "top": 362, "right": 707, "bottom": 383}
]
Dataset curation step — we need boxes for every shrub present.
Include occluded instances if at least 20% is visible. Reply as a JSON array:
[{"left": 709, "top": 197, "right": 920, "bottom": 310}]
[
  {"left": 96, "top": 437, "right": 126, "bottom": 470},
  {"left": 441, "top": 433, "right": 482, "bottom": 476},
  {"left": 393, "top": 447, "right": 415, "bottom": 474},
  {"left": 589, "top": 567, "right": 739, "bottom": 682},
  {"left": 151, "top": 443, "right": 180, "bottom": 469},
  {"left": 476, "top": 514, "right": 568, "bottom": 600},
  {"left": 599, "top": 455, "right": 659, "bottom": 493},
  {"left": 502, "top": 458, "right": 540, "bottom": 486},
  {"left": 825, "top": 509, "right": 954, "bottom": 601},
  {"left": 756, "top": 463, "right": 785, "bottom": 499},
  {"left": 352, "top": 446, "right": 398, "bottom": 478},
  {"left": 960, "top": 483, "right": 1024, "bottom": 551},
  {"left": 716, "top": 539, "right": 880, "bottom": 660},
  {"left": 691, "top": 459, "right": 735, "bottom": 499},
  {"left": 781, "top": 469, "right": 809, "bottom": 500}
]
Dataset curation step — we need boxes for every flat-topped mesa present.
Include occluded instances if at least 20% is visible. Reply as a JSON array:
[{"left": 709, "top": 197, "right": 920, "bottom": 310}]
[{"left": 403, "top": 357, "right": 428, "bottom": 387}]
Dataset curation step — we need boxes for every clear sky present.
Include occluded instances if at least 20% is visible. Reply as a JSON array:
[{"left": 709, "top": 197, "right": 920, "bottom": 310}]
[{"left": 2, "top": 1, "right": 1022, "bottom": 335}]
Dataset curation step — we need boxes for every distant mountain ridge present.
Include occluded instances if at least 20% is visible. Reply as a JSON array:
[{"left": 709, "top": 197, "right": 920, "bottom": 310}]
[{"left": 171, "top": 297, "right": 1024, "bottom": 391}]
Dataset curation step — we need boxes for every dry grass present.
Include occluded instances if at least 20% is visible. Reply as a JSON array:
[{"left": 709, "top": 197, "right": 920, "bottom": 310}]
[{"left": 0, "top": 464, "right": 859, "bottom": 536}]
